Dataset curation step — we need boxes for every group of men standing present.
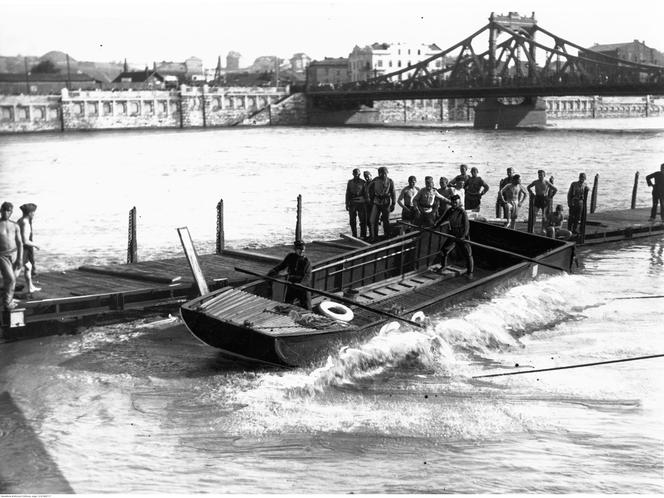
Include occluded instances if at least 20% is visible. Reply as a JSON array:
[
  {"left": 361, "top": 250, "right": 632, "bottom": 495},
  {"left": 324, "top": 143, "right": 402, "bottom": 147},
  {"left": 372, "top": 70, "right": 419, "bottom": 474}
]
[
  {"left": 346, "top": 164, "right": 596, "bottom": 240},
  {"left": 0, "top": 202, "right": 41, "bottom": 310}
]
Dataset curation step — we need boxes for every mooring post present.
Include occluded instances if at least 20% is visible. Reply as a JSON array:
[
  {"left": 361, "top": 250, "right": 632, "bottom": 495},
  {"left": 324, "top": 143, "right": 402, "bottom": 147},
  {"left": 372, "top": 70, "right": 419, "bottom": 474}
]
[
  {"left": 216, "top": 198, "right": 224, "bottom": 254},
  {"left": 631, "top": 171, "right": 639, "bottom": 209},
  {"left": 527, "top": 194, "right": 535, "bottom": 233},
  {"left": 579, "top": 188, "right": 589, "bottom": 245},
  {"left": 590, "top": 173, "right": 599, "bottom": 214},
  {"left": 295, "top": 194, "right": 302, "bottom": 241},
  {"left": 127, "top": 206, "right": 138, "bottom": 263}
]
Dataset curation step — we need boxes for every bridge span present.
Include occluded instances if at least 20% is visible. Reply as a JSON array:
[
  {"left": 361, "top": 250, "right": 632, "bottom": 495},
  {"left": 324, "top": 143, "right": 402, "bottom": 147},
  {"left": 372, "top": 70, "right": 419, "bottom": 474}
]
[{"left": 306, "top": 12, "right": 664, "bottom": 128}]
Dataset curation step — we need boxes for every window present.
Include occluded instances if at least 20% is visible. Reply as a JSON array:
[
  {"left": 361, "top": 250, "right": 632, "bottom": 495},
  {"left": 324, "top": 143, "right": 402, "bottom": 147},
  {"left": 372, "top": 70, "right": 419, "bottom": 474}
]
[
  {"left": 389, "top": 60, "right": 393, "bottom": 67},
  {"left": 398, "top": 60, "right": 402, "bottom": 67},
  {"left": 158, "top": 100, "right": 168, "bottom": 114},
  {"left": 398, "top": 49, "right": 401, "bottom": 55},
  {"left": 17, "top": 106, "right": 29, "bottom": 120},
  {"left": 117, "top": 101, "right": 127, "bottom": 115},
  {"left": 1, "top": 106, "right": 14, "bottom": 121},
  {"left": 48, "top": 107, "right": 58, "bottom": 120},
  {"left": 72, "top": 102, "right": 84, "bottom": 116},
  {"left": 377, "top": 60, "right": 383, "bottom": 67},
  {"left": 129, "top": 101, "right": 140, "bottom": 115},
  {"left": 408, "top": 49, "right": 411, "bottom": 55},
  {"left": 33, "top": 106, "right": 45, "bottom": 120},
  {"left": 103, "top": 102, "right": 112, "bottom": 115},
  {"left": 87, "top": 102, "right": 98, "bottom": 116},
  {"left": 144, "top": 101, "right": 154, "bottom": 114},
  {"left": 418, "top": 49, "right": 421, "bottom": 55}
]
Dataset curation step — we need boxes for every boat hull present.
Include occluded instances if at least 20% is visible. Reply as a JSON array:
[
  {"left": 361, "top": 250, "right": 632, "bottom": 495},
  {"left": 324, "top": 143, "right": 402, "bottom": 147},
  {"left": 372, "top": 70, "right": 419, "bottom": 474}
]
[{"left": 181, "top": 222, "right": 575, "bottom": 367}]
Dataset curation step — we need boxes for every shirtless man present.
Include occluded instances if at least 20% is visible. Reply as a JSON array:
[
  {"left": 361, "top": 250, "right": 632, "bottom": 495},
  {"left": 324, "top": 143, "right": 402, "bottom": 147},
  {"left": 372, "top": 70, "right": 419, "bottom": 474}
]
[
  {"left": 450, "top": 164, "right": 469, "bottom": 190},
  {"left": 413, "top": 176, "right": 451, "bottom": 227},
  {"left": 18, "top": 203, "right": 42, "bottom": 294},
  {"left": 499, "top": 174, "right": 528, "bottom": 229},
  {"left": 495, "top": 167, "right": 514, "bottom": 218},
  {"left": 437, "top": 176, "right": 454, "bottom": 218},
  {"left": 545, "top": 204, "right": 572, "bottom": 240},
  {"left": 527, "top": 170, "right": 558, "bottom": 233},
  {"left": 397, "top": 176, "right": 419, "bottom": 224},
  {"left": 0, "top": 202, "right": 23, "bottom": 309},
  {"left": 464, "top": 167, "right": 489, "bottom": 212},
  {"left": 567, "top": 172, "right": 589, "bottom": 234},
  {"left": 363, "top": 170, "right": 375, "bottom": 240}
]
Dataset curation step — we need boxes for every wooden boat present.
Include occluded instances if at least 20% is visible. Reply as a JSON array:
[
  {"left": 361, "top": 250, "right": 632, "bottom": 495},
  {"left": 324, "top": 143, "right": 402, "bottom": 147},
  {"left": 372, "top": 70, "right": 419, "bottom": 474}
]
[{"left": 180, "top": 221, "right": 575, "bottom": 367}]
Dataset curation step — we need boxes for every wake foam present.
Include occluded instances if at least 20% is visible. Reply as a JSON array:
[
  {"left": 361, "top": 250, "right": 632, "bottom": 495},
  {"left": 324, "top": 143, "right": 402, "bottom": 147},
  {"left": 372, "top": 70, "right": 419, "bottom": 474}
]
[{"left": 244, "top": 273, "right": 603, "bottom": 395}]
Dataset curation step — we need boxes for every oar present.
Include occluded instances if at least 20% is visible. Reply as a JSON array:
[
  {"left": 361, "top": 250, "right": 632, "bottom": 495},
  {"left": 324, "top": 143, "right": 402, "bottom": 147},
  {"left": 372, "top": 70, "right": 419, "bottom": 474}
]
[
  {"left": 400, "top": 221, "right": 568, "bottom": 273},
  {"left": 235, "top": 266, "right": 425, "bottom": 329}
]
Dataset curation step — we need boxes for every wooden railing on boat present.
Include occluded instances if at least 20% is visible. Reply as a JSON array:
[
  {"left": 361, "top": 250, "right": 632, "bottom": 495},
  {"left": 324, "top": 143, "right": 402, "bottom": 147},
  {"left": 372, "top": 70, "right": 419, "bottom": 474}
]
[{"left": 310, "top": 230, "right": 446, "bottom": 294}]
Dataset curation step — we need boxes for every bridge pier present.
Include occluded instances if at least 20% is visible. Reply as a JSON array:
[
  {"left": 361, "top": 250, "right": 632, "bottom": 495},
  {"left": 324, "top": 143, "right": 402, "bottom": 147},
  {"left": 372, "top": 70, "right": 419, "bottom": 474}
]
[{"left": 473, "top": 97, "right": 547, "bottom": 129}]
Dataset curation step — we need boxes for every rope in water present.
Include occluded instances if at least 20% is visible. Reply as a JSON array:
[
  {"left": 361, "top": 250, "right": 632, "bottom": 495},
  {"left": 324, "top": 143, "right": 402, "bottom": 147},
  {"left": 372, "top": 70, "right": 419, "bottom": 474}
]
[
  {"left": 615, "top": 295, "right": 664, "bottom": 300},
  {"left": 473, "top": 353, "right": 664, "bottom": 379}
]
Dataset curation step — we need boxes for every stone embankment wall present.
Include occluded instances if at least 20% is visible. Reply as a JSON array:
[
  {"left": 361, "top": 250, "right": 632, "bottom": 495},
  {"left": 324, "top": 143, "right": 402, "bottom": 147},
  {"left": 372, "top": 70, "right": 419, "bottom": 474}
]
[
  {"left": 545, "top": 96, "right": 664, "bottom": 119},
  {"left": 2, "top": 90, "right": 663, "bottom": 133},
  {"left": 0, "top": 85, "right": 290, "bottom": 133}
]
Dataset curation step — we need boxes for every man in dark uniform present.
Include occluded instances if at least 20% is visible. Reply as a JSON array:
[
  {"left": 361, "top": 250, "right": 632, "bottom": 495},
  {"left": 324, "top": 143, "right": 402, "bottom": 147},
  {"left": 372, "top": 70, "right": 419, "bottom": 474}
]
[
  {"left": 268, "top": 240, "right": 312, "bottom": 310},
  {"left": 567, "top": 172, "right": 589, "bottom": 234},
  {"left": 646, "top": 163, "right": 664, "bottom": 222},
  {"left": 368, "top": 166, "right": 396, "bottom": 241},
  {"left": 345, "top": 168, "right": 368, "bottom": 239},
  {"left": 435, "top": 194, "right": 474, "bottom": 276}
]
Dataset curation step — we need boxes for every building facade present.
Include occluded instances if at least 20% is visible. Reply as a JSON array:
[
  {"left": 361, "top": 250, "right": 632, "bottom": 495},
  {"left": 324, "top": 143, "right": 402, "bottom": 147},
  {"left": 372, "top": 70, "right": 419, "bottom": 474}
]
[
  {"left": 585, "top": 40, "right": 664, "bottom": 66},
  {"left": 226, "top": 51, "right": 241, "bottom": 71},
  {"left": 348, "top": 42, "right": 442, "bottom": 82},
  {"left": 307, "top": 57, "right": 349, "bottom": 87}
]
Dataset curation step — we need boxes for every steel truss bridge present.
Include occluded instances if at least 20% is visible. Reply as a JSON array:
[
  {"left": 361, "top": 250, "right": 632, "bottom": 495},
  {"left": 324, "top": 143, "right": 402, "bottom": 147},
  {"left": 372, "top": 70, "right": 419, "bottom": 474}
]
[{"left": 307, "top": 12, "right": 664, "bottom": 107}]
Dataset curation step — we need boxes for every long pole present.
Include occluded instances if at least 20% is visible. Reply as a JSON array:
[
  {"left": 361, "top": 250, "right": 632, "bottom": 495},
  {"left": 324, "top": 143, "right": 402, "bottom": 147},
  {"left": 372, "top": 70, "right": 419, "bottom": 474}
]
[
  {"left": 399, "top": 222, "right": 568, "bottom": 272},
  {"left": 473, "top": 353, "right": 664, "bottom": 379},
  {"left": 631, "top": 171, "right": 639, "bottom": 209},
  {"left": 235, "top": 267, "right": 425, "bottom": 329},
  {"left": 295, "top": 194, "right": 302, "bottom": 241}
]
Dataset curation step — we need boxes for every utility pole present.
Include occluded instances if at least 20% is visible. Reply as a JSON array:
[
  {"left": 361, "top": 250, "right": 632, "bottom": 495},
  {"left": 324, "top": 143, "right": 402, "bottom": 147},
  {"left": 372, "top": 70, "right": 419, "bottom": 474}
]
[
  {"left": 24, "top": 57, "right": 30, "bottom": 94},
  {"left": 66, "top": 53, "right": 72, "bottom": 90},
  {"left": 274, "top": 56, "right": 279, "bottom": 87}
]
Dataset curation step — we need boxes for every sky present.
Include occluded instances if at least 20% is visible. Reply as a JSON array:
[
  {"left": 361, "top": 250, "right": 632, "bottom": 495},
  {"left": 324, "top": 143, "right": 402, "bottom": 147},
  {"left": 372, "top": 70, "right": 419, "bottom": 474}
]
[{"left": 1, "top": 0, "right": 662, "bottom": 69}]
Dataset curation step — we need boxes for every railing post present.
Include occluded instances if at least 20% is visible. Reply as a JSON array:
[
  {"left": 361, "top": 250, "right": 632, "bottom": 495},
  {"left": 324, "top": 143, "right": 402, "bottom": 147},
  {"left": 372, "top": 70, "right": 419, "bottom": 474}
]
[
  {"left": 527, "top": 194, "right": 535, "bottom": 233},
  {"left": 631, "top": 171, "right": 639, "bottom": 209},
  {"left": 216, "top": 198, "right": 224, "bottom": 254},
  {"left": 295, "top": 194, "right": 302, "bottom": 242},
  {"left": 579, "top": 188, "right": 589, "bottom": 245},
  {"left": 127, "top": 206, "right": 137, "bottom": 263}
]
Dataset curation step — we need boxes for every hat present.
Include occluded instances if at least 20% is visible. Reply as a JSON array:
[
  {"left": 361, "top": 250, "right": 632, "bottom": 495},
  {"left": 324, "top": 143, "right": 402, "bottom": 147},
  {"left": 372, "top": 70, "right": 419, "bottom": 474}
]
[
  {"left": 20, "top": 203, "right": 37, "bottom": 214},
  {"left": 294, "top": 240, "right": 305, "bottom": 249}
]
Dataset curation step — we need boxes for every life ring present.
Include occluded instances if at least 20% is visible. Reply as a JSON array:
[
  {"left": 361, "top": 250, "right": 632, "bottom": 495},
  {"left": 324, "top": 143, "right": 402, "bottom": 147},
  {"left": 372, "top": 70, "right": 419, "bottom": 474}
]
[
  {"left": 411, "top": 311, "right": 426, "bottom": 323},
  {"left": 318, "top": 300, "right": 354, "bottom": 322},
  {"left": 379, "top": 321, "right": 401, "bottom": 334}
]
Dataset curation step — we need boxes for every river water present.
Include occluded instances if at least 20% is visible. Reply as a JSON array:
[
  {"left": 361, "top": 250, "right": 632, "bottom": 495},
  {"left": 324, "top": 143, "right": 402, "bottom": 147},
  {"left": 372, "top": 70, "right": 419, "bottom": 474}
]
[{"left": 0, "top": 119, "right": 663, "bottom": 493}]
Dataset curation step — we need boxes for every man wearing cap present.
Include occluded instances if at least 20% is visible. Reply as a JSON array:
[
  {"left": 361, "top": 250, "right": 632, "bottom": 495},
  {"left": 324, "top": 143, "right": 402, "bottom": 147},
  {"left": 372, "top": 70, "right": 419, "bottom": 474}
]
[
  {"left": 268, "top": 240, "right": 312, "bottom": 310},
  {"left": 434, "top": 194, "right": 474, "bottom": 276},
  {"left": 18, "top": 203, "right": 41, "bottom": 293},
  {"left": 0, "top": 202, "right": 23, "bottom": 310},
  {"left": 345, "top": 169, "right": 368, "bottom": 239}
]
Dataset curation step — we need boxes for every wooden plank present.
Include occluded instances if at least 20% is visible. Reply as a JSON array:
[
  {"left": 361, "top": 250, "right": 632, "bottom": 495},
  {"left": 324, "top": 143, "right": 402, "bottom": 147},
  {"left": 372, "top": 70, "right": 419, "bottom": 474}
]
[
  {"left": 177, "top": 227, "right": 209, "bottom": 296},
  {"left": 78, "top": 265, "right": 181, "bottom": 284}
]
